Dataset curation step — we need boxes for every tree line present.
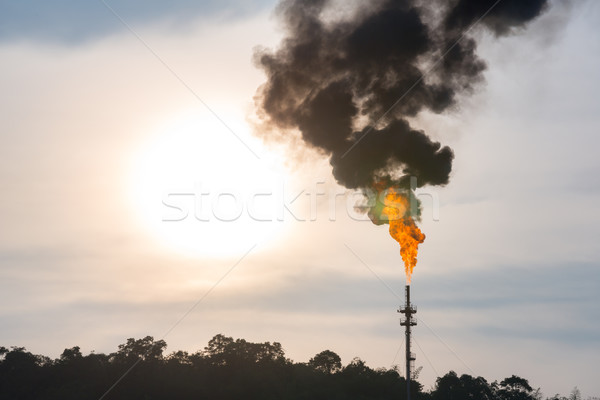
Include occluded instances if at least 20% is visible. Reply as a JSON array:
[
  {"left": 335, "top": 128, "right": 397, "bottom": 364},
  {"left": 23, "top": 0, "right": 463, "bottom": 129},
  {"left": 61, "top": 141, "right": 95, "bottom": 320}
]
[{"left": 0, "top": 334, "right": 591, "bottom": 400}]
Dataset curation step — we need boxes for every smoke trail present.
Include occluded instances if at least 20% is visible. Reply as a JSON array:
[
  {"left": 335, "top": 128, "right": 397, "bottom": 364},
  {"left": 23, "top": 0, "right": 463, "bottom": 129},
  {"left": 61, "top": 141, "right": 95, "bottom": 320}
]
[{"left": 253, "top": 0, "right": 548, "bottom": 205}]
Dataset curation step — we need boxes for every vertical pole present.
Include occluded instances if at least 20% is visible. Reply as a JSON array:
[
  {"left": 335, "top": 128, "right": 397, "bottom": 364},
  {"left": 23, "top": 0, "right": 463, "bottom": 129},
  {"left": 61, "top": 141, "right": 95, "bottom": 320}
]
[
  {"left": 406, "top": 285, "right": 411, "bottom": 400},
  {"left": 399, "top": 285, "right": 416, "bottom": 400}
]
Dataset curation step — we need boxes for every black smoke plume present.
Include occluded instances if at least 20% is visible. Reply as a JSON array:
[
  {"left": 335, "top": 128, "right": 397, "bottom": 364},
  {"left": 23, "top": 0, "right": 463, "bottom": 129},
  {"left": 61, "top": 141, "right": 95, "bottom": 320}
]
[{"left": 253, "top": 0, "right": 548, "bottom": 215}]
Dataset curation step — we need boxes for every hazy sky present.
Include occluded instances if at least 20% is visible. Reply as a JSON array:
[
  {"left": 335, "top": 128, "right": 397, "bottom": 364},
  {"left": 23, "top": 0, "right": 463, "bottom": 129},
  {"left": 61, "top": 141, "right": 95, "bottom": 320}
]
[{"left": 0, "top": 0, "right": 599, "bottom": 397}]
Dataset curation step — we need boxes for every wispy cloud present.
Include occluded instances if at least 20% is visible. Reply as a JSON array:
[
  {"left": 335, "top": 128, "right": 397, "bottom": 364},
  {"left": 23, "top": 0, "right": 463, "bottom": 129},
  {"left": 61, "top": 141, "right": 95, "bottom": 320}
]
[{"left": 0, "top": 0, "right": 276, "bottom": 44}]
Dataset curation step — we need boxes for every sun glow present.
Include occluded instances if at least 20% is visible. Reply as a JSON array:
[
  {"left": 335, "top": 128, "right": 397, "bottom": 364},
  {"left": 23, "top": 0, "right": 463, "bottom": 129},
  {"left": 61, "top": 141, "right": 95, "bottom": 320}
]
[{"left": 130, "top": 110, "right": 288, "bottom": 258}]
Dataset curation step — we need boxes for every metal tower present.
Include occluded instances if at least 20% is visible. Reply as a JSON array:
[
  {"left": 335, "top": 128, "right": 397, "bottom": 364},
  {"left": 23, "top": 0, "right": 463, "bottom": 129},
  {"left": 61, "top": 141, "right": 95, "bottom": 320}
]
[{"left": 399, "top": 285, "right": 416, "bottom": 400}]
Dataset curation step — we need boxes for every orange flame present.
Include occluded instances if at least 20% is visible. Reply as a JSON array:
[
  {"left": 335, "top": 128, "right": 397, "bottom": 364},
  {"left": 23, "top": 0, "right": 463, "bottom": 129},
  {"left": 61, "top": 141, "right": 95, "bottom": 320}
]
[{"left": 381, "top": 189, "right": 425, "bottom": 284}]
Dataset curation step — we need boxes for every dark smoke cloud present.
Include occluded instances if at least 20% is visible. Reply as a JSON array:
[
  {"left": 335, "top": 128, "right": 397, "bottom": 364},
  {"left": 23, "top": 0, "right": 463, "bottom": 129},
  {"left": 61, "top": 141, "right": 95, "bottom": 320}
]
[{"left": 254, "top": 0, "right": 548, "bottom": 192}]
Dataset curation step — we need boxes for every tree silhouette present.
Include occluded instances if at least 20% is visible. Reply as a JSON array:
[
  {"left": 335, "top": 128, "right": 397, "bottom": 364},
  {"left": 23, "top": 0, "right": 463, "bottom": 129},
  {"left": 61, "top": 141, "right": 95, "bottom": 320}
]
[
  {"left": 495, "top": 375, "right": 537, "bottom": 400},
  {"left": 308, "top": 350, "right": 342, "bottom": 374},
  {"left": 0, "top": 335, "right": 586, "bottom": 400},
  {"left": 110, "top": 336, "right": 167, "bottom": 364},
  {"left": 432, "top": 371, "right": 494, "bottom": 400}
]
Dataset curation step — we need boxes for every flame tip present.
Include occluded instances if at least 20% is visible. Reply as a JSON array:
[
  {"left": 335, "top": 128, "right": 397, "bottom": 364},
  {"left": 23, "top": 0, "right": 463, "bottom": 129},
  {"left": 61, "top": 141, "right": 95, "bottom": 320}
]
[{"left": 380, "top": 190, "right": 424, "bottom": 280}]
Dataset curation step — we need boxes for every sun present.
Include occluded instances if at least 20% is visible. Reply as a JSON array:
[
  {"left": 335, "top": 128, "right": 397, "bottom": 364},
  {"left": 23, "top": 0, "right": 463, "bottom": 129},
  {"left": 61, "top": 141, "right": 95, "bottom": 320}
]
[{"left": 129, "top": 109, "right": 288, "bottom": 258}]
